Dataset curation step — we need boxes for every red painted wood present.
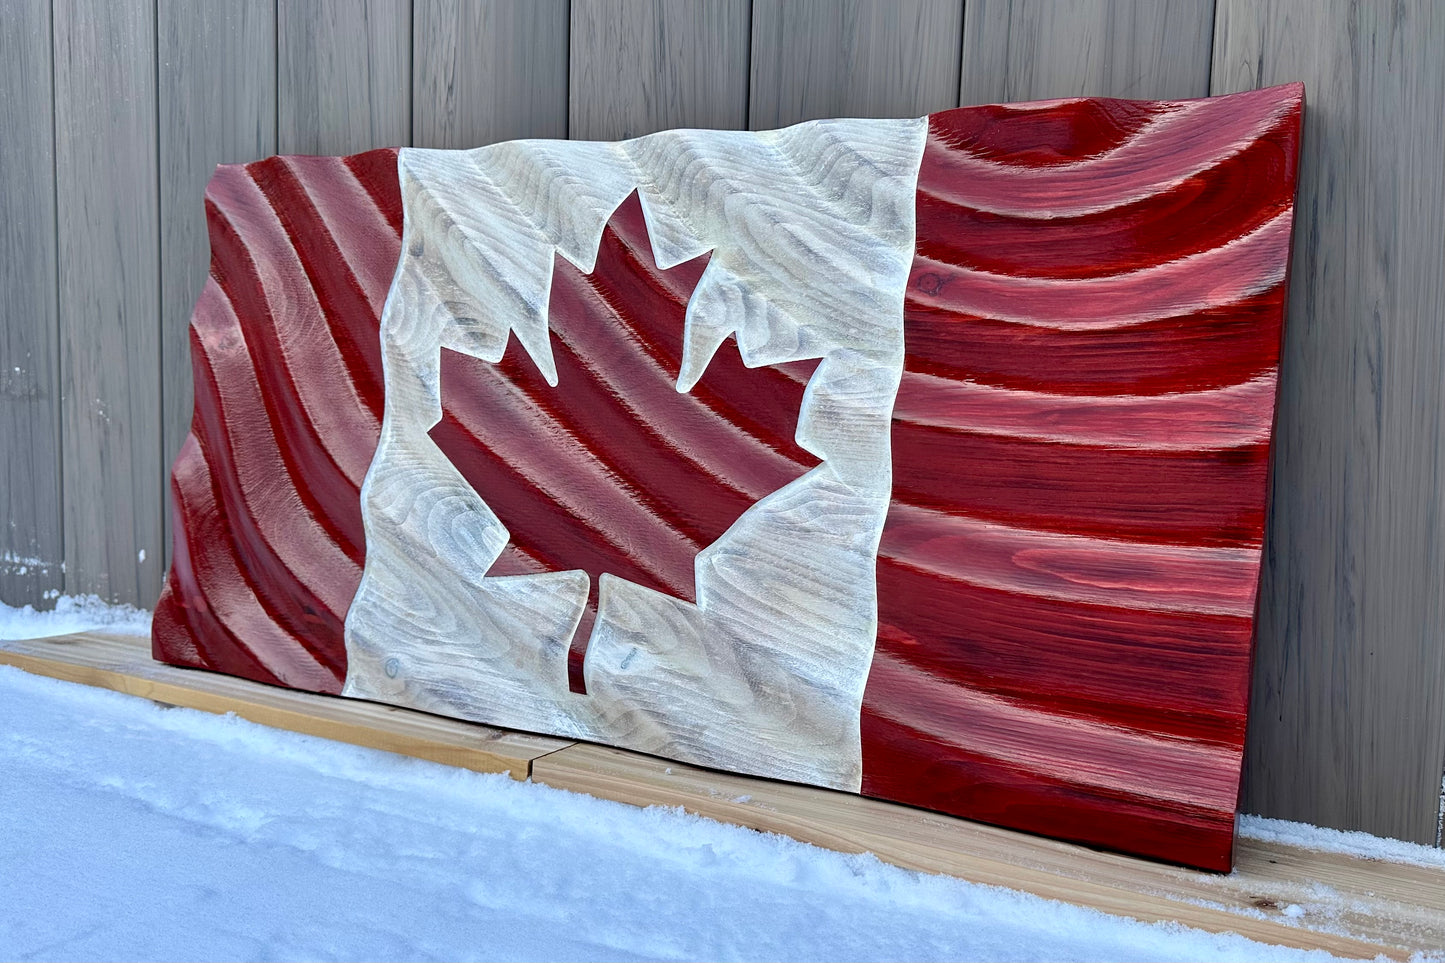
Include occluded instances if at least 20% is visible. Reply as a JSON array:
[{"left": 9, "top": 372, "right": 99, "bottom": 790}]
[
  {"left": 151, "top": 150, "right": 402, "bottom": 692},
  {"left": 864, "top": 84, "right": 1304, "bottom": 871},
  {"left": 429, "top": 192, "right": 820, "bottom": 691},
  {"left": 154, "top": 84, "right": 1304, "bottom": 871}
]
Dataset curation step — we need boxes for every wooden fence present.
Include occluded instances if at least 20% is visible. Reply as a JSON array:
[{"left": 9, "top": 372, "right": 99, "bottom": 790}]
[{"left": 2, "top": 0, "right": 1443, "bottom": 848}]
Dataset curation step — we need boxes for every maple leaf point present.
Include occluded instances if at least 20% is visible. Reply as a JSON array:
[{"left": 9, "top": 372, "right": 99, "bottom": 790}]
[{"left": 429, "top": 190, "right": 820, "bottom": 691}]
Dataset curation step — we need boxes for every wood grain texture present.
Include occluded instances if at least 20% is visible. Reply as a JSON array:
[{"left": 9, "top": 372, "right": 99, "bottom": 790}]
[
  {"left": 150, "top": 149, "right": 402, "bottom": 691},
  {"left": 864, "top": 86, "right": 1303, "bottom": 871},
  {"left": 278, "top": 0, "right": 411, "bottom": 154},
  {"left": 1213, "top": 0, "right": 1445, "bottom": 846},
  {"left": 159, "top": 0, "right": 277, "bottom": 566},
  {"left": 53, "top": 0, "right": 163, "bottom": 605},
  {"left": 568, "top": 0, "right": 749, "bottom": 140},
  {"left": 412, "top": 0, "right": 569, "bottom": 149},
  {"left": 1, "top": 633, "right": 569, "bottom": 779},
  {"left": 426, "top": 195, "right": 822, "bottom": 693},
  {"left": 748, "top": 0, "right": 963, "bottom": 130},
  {"left": 0, "top": 0, "right": 62, "bottom": 603},
  {"left": 6, "top": 633, "right": 1441, "bottom": 956},
  {"left": 960, "top": 0, "right": 1215, "bottom": 104},
  {"left": 347, "top": 120, "right": 924, "bottom": 790},
  {"left": 155, "top": 89, "right": 1300, "bottom": 868},
  {"left": 532, "top": 743, "right": 1435, "bottom": 960}
]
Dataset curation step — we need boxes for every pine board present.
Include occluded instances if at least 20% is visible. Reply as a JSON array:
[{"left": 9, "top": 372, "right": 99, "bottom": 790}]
[
  {"left": 533, "top": 744, "right": 1439, "bottom": 960},
  {"left": 1212, "top": 0, "right": 1445, "bottom": 846},
  {"left": 0, "top": 0, "right": 62, "bottom": 603},
  {"left": 4, "top": 631, "right": 1441, "bottom": 958},
  {"left": 0, "top": 633, "right": 569, "bottom": 779}
]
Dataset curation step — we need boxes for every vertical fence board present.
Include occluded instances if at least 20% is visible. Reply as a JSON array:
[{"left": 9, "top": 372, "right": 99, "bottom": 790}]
[
  {"left": 569, "top": 0, "right": 749, "bottom": 140},
  {"left": 413, "top": 0, "right": 569, "bottom": 149},
  {"left": 278, "top": 0, "right": 412, "bottom": 154},
  {"left": 0, "top": 0, "right": 62, "bottom": 602},
  {"left": 53, "top": 0, "right": 163, "bottom": 605},
  {"left": 961, "top": 0, "right": 1214, "bottom": 104},
  {"left": 749, "top": 0, "right": 963, "bottom": 130},
  {"left": 158, "top": 1, "right": 277, "bottom": 566},
  {"left": 1213, "top": 0, "right": 1445, "bottom": 845}
]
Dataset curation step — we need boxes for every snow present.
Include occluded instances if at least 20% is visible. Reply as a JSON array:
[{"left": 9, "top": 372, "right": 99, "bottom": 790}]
[
  {"left": 0, "top": 592, "right": 151, "bottom": 641},
  {"left": 0, "top": 596, "right": 1387, "bottom": 960},
  {"left": 1239, "top": 814, "right": 1445, "bottom": 871}
]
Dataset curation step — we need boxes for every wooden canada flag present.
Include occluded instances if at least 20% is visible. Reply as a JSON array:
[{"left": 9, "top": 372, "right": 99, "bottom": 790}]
[{"left": 154, "top": 84, "right": 1305, "bottom": 871}]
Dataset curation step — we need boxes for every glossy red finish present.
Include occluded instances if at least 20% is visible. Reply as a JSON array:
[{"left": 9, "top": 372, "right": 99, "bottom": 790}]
[
  {"left": 429, "top": 192, "right": 819, "bottom": 690},
  {"left": 154, "top": 85, "right": 1304, "bottom": 871},
  {"left": 865, "top": 84, "right": 1304, "bottom": 871}
]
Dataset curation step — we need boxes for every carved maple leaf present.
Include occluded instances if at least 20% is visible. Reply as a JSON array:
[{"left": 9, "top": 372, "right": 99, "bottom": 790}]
[{"left": 429, "top": 192, "right": 820, "bottom": 691}]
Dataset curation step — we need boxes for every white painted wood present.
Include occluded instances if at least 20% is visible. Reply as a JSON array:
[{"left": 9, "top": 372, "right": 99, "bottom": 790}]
[{"left": 345, "top": 119, "right": 927, "bottom": 791}]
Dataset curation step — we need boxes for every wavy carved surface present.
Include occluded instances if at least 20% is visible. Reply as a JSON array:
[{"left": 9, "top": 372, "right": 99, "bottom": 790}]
[
  {"left": 865, "top": 85, "right": 1304, "bottom": 870},
  {"left": 426, "top": 194, "right": 823, "bottom": 692},
  {"left": 344, "top": 121, "right": 924, "bottom": 790},
  {"left": 154, "top": 85, "right": 1303, "bottom": 870},
  {"left": 151, "top": 149, "right": 401, "bottom": 692}
]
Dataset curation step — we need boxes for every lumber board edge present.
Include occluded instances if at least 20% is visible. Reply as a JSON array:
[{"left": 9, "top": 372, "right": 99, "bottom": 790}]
[
  {"left": 5, "top": 631, "right": 1440, "bottom": 959},
  {"left": 0, "top": 632, "right": 571, "bottom": 779},
  {"left": 533, "top": 743, "right": 1433, "bottom": 960}
]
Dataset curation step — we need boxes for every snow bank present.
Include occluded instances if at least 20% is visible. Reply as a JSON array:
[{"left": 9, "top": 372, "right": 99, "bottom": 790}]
[
  {"left": 0, "top": 593, "right": 151, "bottom": 641},
  {"left": 0, "top": 665, "right": 1352, "bottom": 962},
  {"left": 1239, "top": 813, "right": 1445, "bottom": 870}
]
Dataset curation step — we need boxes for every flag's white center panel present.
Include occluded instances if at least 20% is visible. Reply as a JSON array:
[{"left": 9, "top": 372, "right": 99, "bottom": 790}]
[{"left": 344, "top": 118, "right": 927, "bottom": 791}]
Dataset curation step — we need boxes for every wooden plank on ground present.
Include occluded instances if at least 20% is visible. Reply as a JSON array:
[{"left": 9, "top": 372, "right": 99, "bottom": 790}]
[
  {"left": 569, "top": 0, "right": 750, "bottom": 140},
  {"left": 278, "top": 0, "right": 412, "bottom": 154},
  {"left": 960, "top": 0, "right": 1214, "bottom": 104},
  {"left": 0, "top": 0, "right": 63, "bottom": 604},
  {"left": 749, "top": 0, "right": 963, "bottom": 130},
  {"left": 0, "top": 633, "right": 570, "bottom": 779},
  {"left": 6, "top": 632, "right": 1441, "bottom": 955},
  {"left": 533, "top": 743, "right": 1436, "bottom": 960},
  {"left": 53, "top": 0, "right": 165, "bottom": 606},
  {"left": 1212, "top": 0, "right": 1445, "bottom": 847},
  {"left": 158, "top": 0, "right": 278, "bottom": 566},
  {"left": 412, "top": 0, "right": 569, "bottom": 149}
]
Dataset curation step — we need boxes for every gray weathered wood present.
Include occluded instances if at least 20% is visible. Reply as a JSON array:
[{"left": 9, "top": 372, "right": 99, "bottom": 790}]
[
  {"left": 569, "top": 0, "right": 750, "bottom": 140},
  {"left": 278, "top": 0, "right": 411, "bottom": 154},
  {"left": 158, "top": 1, "right": 277, "bottom": 567},
  {"left": 53, "top": 0, "right": 164, "bottom": 605},
  {"left": 961, "top": 0, "right": 1215, "bottom": 104},
  {"left": 0, "top": 0, "right": 63, "bottom": 603},
  {"left": 1213, "top": 0, "right": 1445, "bottom": 845},
  {"left": 413, "top": 0, "right": 569, "bottom": 149},
  {"left": 749, "top": 0, "right": 963, "bottom": 130}
]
